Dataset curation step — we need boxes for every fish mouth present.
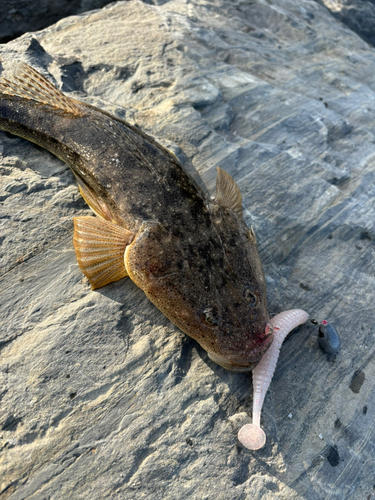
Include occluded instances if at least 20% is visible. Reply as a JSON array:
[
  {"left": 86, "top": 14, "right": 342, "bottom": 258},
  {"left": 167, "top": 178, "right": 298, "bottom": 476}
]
[
  {"left": 208, "top": 352, "right": 260, "bottom": 372},
  {"left": 208, "top": 322, "right": 274, "bottom": 372}
]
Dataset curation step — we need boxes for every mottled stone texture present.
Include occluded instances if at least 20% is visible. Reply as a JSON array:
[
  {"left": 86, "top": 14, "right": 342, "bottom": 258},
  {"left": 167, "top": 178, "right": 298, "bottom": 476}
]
[{"left": 1, "top": 0, "right": 375, "bottom": 498}]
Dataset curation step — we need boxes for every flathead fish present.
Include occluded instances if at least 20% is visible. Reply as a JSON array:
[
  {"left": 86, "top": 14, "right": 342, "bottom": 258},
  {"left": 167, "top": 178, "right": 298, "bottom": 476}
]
[{"left": 0, "top": 63, "right": 273, "bottom": 371}]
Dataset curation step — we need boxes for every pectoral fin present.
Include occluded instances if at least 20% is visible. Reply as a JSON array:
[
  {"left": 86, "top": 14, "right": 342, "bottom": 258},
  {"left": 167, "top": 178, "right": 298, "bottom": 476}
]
[
  {"left": 73, "top": 216, "right": 134, "bottom": 289},
  {"left": 72, "top": 171, "right": 113, "bottom": 221},
  {"left": 215, "top": 167, "right": 243, "bottom": 217}
]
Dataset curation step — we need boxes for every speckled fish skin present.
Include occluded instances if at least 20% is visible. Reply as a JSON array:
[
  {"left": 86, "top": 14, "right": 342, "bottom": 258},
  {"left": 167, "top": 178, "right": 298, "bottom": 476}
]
[{"left": 0, "top": 65, "right": 272, "bottom": 371}]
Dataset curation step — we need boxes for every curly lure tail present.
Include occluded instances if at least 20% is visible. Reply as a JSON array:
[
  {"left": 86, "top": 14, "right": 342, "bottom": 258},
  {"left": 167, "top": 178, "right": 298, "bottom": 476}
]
[{"left": 238, "top": 309, "right": 309, "bottom": 450}]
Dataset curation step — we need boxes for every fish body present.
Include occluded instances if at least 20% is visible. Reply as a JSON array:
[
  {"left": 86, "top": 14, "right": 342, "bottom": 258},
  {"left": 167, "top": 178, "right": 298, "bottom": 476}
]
[{"left": 0, "top": 64, "right": 272, "bottom": 371}]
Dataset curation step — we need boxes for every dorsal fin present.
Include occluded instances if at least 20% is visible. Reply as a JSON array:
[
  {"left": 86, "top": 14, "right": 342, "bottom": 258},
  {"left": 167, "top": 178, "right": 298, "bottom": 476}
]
[
  {"left": 215, "top": 167, "right": 243, "bottom": 217},
  {"left": 0, "top": 63, "right": 82, "bottom": 116},
  {"left": 72, "top": 171, "right": 113, "bottom": 222}
]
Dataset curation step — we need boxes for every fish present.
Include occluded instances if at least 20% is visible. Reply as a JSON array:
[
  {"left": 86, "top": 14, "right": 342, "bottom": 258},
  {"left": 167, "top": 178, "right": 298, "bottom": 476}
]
[{"left": 0, "top": 63, "right": 273, "bottom": 371}]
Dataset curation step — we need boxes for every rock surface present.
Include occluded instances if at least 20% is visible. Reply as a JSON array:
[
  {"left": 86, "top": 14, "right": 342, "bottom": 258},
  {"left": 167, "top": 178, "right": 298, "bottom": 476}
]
[{"left": 1, "top": 0, "right": 375, "bottom": 498}]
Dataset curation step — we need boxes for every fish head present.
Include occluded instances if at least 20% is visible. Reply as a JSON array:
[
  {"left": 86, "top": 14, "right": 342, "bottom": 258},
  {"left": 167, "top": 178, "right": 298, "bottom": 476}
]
[
  {"left": 196, "top": 204, "right": 273, "bottom": 371},
  {"left": 125, "top": 209, "right": 272, "bottom": 372}
]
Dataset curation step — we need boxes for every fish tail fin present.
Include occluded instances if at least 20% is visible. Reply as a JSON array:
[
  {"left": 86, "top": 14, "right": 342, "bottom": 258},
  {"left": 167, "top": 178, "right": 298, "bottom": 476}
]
[{"left": 0, "top": 63, "right": 83, "bottom": 116}]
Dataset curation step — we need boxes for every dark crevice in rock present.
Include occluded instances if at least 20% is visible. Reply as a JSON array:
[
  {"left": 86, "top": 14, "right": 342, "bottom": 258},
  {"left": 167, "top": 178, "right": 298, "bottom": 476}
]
[
  {"left": 349, "top": 370, "right": 366, "bottom": 393},
  {"left": 326, "top": 444, "right": 340, "bottom": 467},
  {"left": 1, "top": 414, "right": 23, "bottom": 431},
  {"left": 0, "top": 1, "right": 118, "bottom": 44},
  {"left": 0, "top": 334, "right": 20, "bottom": 354},
  {"left": 315, "top": 0, "right": 375, "bottom": 47}
]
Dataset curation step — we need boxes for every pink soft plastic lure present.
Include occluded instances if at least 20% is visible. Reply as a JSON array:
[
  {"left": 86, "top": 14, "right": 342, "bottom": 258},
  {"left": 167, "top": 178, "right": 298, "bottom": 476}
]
[{"left": 238, "top": 309, "right": 309, "bottom": 450}]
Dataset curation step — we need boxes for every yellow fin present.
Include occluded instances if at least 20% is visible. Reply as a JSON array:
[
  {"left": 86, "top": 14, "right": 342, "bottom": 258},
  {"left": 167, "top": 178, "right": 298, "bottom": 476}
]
[
  {"left": 0, "top": 63, "right": 82, "bottom": 116},
  {"left": 215, "top": 167, "right": 243, "bottom": 217},
  {"left": 73, "top": 216, "right": 134, "bottom": 289},
  {"left": 72, "top": 171, "right": 112, "bottom": 221}
]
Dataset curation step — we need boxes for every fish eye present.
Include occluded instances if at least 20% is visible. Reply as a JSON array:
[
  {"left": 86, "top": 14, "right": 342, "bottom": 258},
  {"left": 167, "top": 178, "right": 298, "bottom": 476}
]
[
  {"left": 202, "top": 307, "right": 220, "bottom": 326},
  {"left": 243, "top": 287, "right": 258, "bottom": 306}
]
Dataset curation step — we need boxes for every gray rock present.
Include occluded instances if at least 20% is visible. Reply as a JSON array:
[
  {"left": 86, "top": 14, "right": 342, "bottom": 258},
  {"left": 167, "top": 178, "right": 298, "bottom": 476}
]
[{"left": 1, "top": 0, "right": 375, "bottom": 498}]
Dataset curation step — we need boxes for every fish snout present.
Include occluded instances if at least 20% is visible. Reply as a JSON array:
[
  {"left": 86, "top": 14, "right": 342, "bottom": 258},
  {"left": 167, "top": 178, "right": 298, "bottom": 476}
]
[{"left": 208, "top": 322, "right": 274, "bottom": 372}]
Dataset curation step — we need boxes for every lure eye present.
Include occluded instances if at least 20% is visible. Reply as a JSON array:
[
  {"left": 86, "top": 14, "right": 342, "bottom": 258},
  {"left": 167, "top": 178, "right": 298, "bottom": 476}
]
[
  {"left": 243, "top": 287, "right": 258, "bottom": 306},
  {"left": 202, "top": 307, "right": 220, "bottom": 326}
]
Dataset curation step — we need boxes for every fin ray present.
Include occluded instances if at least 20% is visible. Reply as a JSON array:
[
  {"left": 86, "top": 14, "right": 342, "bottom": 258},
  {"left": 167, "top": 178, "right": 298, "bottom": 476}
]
[
  {"left": 72, "top": 171, "right": 112, "bottom": 221},
  {"left": 73, "top": 216, "right": 134, "bottom": 289},
  {"left": 215, "top": 167, "right": 243, "bottom": 217},
  {"left": 0, "top": 63, "right": 82, "bottom": 116}
]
